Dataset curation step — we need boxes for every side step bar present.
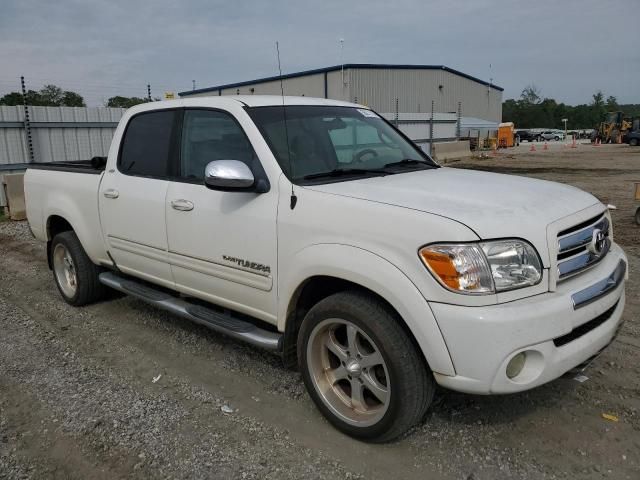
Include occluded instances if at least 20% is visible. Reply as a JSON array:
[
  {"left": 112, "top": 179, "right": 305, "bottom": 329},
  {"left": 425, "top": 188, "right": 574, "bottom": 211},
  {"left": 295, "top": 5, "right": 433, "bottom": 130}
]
[{"left": 99, "top": 272, "right": 283, "bottom": 352}]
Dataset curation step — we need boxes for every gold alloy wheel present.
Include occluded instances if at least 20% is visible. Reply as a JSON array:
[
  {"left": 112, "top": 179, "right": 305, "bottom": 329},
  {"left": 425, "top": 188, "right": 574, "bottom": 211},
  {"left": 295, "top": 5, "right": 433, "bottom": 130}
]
[
  {"left": 306, "top": 318, "right": 390, "bottom": 427},
  {"left": 53, "top": 243, "right": 78, "bottom": 299}
]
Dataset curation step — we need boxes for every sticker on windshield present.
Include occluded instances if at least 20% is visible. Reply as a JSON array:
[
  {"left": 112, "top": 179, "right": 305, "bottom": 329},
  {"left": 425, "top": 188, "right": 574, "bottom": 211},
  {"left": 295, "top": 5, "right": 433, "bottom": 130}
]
[{"left": 357, "top": 108, "right": 378, "bottom": 118}]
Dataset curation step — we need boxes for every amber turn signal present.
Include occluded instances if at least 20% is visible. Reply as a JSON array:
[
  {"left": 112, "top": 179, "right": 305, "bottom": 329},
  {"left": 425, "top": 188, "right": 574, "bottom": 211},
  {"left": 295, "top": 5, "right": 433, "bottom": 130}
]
[
  {"left": 418, "top": 244, "right": 495, "bottom": 294},
  {"left": 419, "top": 249, "right": 461, "bottom": 290}
]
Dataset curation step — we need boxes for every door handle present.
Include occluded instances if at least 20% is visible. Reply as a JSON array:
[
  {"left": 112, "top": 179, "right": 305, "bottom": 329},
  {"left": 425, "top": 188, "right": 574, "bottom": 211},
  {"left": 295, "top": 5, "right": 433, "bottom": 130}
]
[
  {"left": 171, "top": 199, "right": 194, "bottom": 211},
  {"left": 103, "top": 189, "right": 119, "bottom": 199}
]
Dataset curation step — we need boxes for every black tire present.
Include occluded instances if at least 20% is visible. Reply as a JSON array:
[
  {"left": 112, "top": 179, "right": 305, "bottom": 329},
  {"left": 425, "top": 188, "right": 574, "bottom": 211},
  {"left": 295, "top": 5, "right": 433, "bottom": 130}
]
[
  {"left": 298, "top": 291, "right": 435, "bottom": 442},
  {"left": 630, "top": 138, "right": 639, "bottom": 146},
  {"left": 635, "top": 207, "right": 640, "bottom": 226},
  {"left": 51, "top": 231, "right": 107, "bottom": 306},
  {"left": 554, "top": 136, "right": 560, "bottom": 141}
]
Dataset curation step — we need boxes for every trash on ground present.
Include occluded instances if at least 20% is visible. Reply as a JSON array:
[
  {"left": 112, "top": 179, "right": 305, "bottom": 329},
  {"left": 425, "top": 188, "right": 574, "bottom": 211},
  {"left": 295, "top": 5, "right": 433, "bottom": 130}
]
[
  {"left": 152, "top": 374, "right": 162, "bottom": 383},
  {"left": 573, "top": 374, "right": 589, "bottom": 383},
  {"left": 601, "top": 413, "right": 619, "bottom": 422},
  {"left": 221, "top": 404, "right": 234, "bottom": 414}
]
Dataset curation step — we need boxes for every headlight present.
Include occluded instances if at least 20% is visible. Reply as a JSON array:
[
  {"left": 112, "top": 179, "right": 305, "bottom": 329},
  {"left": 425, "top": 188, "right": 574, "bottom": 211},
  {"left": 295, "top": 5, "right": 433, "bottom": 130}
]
[{"left": 419, "top": 239, "right": 542, "bottom": 294}]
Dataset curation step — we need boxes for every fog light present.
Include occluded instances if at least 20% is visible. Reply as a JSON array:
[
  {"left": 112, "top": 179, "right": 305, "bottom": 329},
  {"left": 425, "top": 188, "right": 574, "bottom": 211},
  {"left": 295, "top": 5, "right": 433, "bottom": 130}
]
[{"left": 506, "top": 352, "right": 526, "bottom": 379}]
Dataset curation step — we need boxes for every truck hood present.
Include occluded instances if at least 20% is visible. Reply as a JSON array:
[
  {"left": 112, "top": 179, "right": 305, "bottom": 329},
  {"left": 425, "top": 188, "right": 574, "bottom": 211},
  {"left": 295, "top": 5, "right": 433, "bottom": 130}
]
[{"left": 306, "top": 167, "right": 600, "bottom": 248}]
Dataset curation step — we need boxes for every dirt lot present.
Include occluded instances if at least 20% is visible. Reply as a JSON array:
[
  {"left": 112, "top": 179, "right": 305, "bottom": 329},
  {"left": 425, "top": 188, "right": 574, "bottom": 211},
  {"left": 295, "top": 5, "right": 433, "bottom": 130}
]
[{"left": 1, "top": 144, "right": 639, "bottom": 479}]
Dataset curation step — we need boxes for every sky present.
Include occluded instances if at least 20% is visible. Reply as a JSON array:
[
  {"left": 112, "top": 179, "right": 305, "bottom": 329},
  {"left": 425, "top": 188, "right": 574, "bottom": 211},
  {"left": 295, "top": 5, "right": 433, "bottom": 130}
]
[{"left": 0, "top": 0, "right": 637, "bottom": 107}]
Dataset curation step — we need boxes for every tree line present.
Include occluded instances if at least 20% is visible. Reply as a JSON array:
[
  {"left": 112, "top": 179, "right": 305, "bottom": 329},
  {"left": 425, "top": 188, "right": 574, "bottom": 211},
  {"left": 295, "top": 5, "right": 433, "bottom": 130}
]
[
  {"left": 503, "top": 85, "right": 640, "bottom": 130},
  {"left": 0, "top": 84, "right": 154, "bottom": 109}
]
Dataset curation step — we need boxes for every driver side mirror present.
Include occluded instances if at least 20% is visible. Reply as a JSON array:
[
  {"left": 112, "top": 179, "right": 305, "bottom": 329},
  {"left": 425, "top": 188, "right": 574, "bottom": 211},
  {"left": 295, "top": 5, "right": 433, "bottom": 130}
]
[{"left": 204, "top": 160, "right": 255, "bottom": 190}]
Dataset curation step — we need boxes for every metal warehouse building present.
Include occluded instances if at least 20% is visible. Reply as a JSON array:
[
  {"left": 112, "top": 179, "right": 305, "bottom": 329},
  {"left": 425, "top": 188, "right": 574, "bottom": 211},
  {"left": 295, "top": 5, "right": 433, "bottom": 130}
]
[{"left": 179, "top": 64, "right": 503, "bottom": 145}]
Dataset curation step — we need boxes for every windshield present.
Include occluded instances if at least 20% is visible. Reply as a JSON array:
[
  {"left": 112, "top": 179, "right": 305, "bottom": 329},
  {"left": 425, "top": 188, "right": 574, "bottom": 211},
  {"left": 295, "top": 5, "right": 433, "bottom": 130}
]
[{"left": 247, "top": 105, "right": 437, "bottom": 183}]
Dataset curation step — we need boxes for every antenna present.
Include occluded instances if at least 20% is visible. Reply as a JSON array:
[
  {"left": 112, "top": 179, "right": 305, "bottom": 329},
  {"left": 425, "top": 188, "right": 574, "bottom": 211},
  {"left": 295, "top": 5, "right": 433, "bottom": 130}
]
[
  {"left": 339, "top": 38, "right": 345, "bottom": 87},
  {"left": 276, "top": 41, "right": 297, "bottom": 209}
]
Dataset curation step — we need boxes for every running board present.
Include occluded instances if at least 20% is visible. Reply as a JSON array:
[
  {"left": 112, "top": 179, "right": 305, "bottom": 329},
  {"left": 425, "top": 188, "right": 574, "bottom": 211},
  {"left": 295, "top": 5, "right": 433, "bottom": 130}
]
[{"left": 98, "top": 272, "right": 282, "bottom": 352}]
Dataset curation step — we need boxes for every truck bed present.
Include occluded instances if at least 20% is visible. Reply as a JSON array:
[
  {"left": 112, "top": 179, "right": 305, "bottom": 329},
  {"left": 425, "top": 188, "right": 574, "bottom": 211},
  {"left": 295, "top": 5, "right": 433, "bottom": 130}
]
[
  {"left": 27, "top": 157, "right": 107, "bottom": 175},
  {"left": 24, "top": 161, "right": 110, "bottom": 267}
]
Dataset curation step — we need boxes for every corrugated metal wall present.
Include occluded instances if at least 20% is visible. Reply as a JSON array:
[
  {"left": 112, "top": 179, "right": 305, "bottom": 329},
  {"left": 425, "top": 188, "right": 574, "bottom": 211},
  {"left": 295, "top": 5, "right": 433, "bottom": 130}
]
[
  {"left": 0, "top": 107, "right": 28, "bottom": 166},
  {"left": 183, "top": 67, "right": 502, "bottom": 124},
  {"left": 188, "top": 73, "right": 326, "bottom": 98},
  {"left": 350, "top": 68, "right": 502, "bottom": 121},
  {"left": 0, "top": 106, "right": 124, "bottom": 166}
]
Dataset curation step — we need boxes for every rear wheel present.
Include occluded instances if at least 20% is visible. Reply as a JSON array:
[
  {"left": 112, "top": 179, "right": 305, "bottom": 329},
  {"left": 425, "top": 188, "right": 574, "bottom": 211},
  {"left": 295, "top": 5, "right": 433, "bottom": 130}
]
[
  {"left": 51, "top": 231, "right": 106, "bottom": 306},
  {"left": 630, "top": 138, "right": 639, "bottom": 146},
  {"left": 298, "top": 291, "right": 434, "bottom": 442},
  {"left": 635, "top": 207, "right": 640, "bottom": 226}
]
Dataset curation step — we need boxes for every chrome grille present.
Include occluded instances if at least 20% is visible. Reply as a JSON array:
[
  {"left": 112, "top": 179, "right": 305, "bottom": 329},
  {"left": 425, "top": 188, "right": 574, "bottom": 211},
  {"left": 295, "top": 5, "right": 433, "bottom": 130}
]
[{"left": 556, "top": 213, "right": 610, "bottom": 281}]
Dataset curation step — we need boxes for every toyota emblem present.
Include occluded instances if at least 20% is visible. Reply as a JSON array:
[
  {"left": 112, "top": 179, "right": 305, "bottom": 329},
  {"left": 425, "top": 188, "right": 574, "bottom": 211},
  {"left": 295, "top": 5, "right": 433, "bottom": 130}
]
[{"left": 588, "top": 229, "right": 607, "bottom": 255}]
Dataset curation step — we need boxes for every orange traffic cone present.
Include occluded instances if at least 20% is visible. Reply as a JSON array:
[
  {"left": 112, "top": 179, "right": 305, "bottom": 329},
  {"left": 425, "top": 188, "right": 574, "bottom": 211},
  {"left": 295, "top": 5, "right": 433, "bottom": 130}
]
[
  {"left": 571, "top": 136, "right": 577, "bottom": 148},
  {"left": 594, "top": 138, "right": 600, "bottom": 147},
  {"left": 543, "top": 142, "right": 548, "bottom": 151},
  {"left": 530, "top": 143, "right": 536, "bottom": 152}
]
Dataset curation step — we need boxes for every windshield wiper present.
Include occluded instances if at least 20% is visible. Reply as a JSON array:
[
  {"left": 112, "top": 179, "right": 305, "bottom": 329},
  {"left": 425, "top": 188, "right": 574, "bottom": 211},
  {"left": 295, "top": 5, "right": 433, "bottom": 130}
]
[
  {"left": 383, "top": 158, "right": 433, "bottom": 169},
  {"left": 302, "top": 168, "right": 390, "bottom": 181}
]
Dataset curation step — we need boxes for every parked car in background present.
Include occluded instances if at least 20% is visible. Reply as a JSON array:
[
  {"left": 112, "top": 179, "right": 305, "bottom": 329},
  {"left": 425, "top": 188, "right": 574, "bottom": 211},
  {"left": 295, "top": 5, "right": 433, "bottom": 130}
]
[
  {"left": 515, "top": 129, "right": 541, "bottom": 142},
  {"left": 580, "top": 129, "right": 595, "bottom": 139},
  {"left": 541, "top": 130, "right": 565, "bottom": 141}
]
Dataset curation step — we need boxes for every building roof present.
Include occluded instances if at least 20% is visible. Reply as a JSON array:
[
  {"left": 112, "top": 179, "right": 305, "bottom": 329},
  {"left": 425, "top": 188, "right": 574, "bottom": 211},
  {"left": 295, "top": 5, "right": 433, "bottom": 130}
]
[{"left": 179, "top": 64, "right": 504, "bottom": 96}]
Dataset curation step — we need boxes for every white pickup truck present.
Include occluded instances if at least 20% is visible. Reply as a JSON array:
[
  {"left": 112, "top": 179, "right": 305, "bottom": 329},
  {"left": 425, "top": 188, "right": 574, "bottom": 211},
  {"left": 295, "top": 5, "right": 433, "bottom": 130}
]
[{"left": 25, "top": 96, "right": 627, "bottom": 441}]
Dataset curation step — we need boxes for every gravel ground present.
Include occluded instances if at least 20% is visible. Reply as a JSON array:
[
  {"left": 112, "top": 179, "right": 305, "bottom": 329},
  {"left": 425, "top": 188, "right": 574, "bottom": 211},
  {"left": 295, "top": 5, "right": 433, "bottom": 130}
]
[{"left": 1, "top": 144, "right": 639, "bottom": 479}]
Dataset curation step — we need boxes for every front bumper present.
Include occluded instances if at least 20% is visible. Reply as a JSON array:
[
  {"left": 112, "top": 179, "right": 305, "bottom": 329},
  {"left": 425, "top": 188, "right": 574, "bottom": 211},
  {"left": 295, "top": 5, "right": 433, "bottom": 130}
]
[{"left": 430, "top": 244, "right": 627, "bottom": 394}]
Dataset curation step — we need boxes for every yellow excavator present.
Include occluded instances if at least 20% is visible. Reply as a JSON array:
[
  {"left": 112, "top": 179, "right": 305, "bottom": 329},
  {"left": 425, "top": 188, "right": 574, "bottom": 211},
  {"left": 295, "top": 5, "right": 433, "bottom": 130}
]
[{"left": 594, "top": 111, "right": 633, "bottom": 143}]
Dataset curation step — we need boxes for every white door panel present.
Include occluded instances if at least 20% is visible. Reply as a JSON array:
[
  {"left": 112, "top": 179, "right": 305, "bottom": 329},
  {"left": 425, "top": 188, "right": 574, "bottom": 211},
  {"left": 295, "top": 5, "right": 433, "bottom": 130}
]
[
  {"left": 166, "top": 182, "right": 278, "bottom": 323},
  {"left": 99, "top": 108, "right": 176, "bottom": 287},
  {"left": 99, "top": 172, "right": 173, "bottom": 287}
]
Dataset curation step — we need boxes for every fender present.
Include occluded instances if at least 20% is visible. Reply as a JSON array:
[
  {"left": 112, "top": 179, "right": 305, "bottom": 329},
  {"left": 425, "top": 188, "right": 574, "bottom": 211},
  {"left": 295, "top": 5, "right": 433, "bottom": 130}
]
[
  {"left": 279, "top": 243, "right": 456, "bottom": 376},
  {"left": 43, "top": 189, "right": 110, "bottom": 267}
]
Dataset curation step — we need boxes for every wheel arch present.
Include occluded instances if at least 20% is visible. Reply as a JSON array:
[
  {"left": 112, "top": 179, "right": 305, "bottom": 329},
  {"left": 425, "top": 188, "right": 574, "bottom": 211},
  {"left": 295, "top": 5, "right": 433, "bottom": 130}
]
[
  {"left": 45, "top": 214, "right": 76, "bottom": 269},
  {"left": 279, "top": 244, "right": 455, "bottom": 376},
  {"left": 42, "top": 192, "right": 109, "bottom": 268}
]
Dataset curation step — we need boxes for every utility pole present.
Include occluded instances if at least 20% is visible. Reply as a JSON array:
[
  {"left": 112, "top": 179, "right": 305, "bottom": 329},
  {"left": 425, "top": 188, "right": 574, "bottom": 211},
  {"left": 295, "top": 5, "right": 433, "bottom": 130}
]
[
  {"left": 147, "top": 84, "right": 152, "bottom": 101},
  {"left": 192, "top": 80, "right": 196, "bottom": 91},
  {"left": 394, "top": 98, "right": 399, "bottom": 126},
  {"left": 20, "top": 76, "right": 34, "bottom": 163},
  {"left": 429, "top": 100, "right": 435, "bottom": 157}
]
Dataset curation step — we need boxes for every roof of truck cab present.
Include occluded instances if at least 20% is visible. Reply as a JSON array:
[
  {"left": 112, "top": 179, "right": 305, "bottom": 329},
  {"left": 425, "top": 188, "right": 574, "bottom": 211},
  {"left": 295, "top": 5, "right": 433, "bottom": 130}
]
[
  {"left": 137, "top": 95, "right": 361, "bottom": 111},
  {"left": 233, "top": 95, "right": 359, "bottom": 108},
  {"left": 122, "top": 96, "right": 365, "bottom": 120}
]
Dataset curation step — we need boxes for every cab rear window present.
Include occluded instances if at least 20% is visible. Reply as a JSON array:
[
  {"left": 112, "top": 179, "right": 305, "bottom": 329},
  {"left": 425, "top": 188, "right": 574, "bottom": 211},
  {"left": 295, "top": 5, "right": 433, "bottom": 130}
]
[{"left": 119, "top": 110, "right": 175, "bottom": 178}]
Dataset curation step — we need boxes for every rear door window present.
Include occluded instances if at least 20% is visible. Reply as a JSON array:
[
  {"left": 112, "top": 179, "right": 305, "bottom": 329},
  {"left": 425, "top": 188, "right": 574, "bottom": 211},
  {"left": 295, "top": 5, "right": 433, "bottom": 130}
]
[{"left": 119, "top": 110, "right": 175, "bottom": 178}]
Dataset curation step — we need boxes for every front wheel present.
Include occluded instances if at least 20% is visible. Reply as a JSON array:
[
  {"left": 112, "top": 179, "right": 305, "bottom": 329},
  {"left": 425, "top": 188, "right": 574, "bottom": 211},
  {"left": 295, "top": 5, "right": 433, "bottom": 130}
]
[
  {"left": 51, "top": 231, "right": 107, "bottom": 306},
  {"left": 630, "top": 138, "right": 639, "bottom": 146},
  {"left": 298, "top": 291, "right": 435, "bottom": 442}
]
